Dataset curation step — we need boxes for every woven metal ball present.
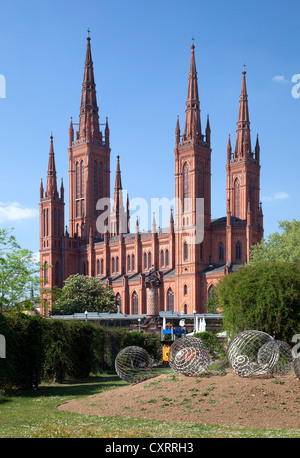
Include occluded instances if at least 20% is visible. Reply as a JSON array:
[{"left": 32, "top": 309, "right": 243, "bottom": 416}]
[
  {"left": 227, "top": 330, "right": 280, "bottom": 377},
  {"left": 168, "top": 336, "right": 210, "bottom": 376},
  {"left": 115, "top": 346, "right": 152, "bottom": 384},
  {"left": 270, "top": 341, "right": 294, "bottom": 376},
  {"left": 294, "top": 356, "right": 300, "bottom": 380}
]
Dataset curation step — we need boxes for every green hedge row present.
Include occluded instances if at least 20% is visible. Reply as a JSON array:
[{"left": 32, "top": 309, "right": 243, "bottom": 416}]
[{"left": 0, "top": 313, "right": 162, "bottom": 391}]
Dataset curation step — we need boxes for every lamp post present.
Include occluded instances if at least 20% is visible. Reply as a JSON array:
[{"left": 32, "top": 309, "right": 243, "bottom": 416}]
[
  {"left": 138, "top": 318, "right": 141, "bottom": 333},
  {"left": 84, "top": 310, "right": 88, "bottom": 322}
]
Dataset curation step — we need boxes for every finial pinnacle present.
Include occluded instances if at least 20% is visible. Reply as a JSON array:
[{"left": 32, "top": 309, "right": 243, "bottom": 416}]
[
  {"left": 191, "top": 36, "right": 195, "bottom": 48},
  {"left": 87, "top": 28, "right": 91, "bottom": 38}
]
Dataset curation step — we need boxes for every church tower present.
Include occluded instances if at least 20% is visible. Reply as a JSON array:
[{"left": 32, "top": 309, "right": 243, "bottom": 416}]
[
  {"left": 226, "top": 69, "right": 263, "bottom": 263},
  {"left": 68, "top": 34, "right": 111, "bottom": 240},
  {"left": 174, "top": 43, "right": 212, "bottom": 313},
  {"left": 39, "top": 135, "right": 65, "bottom": 309},
  {"left": 226, "top": 69, "right": 261, "bottom": 221}
]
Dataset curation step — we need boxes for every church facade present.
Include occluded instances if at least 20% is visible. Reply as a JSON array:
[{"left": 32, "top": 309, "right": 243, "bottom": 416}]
[{"left": 39, "top": 36, "right": 263, "bottom": 316}]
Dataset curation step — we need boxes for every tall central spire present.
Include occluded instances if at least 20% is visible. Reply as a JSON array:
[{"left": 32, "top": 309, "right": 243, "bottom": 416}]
[
  {"left": 78, "top": 35, "right": 100, "bottom": 138},
  {"left": 234, "top": 69, "right": 251, "bottom": 157},
  {"left": 184, "top": 44, "right": 202, "bottom": 141}
]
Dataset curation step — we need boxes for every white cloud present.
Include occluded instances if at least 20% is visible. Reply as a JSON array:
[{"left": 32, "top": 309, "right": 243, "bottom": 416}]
[
  {"left": 274, "top": 191, "right": 289, "bottom": 200},
  {"left": 0, "top": 201, "right": 39, "bottom": 223},
  {"left": 262, "top": 192, "right": 290, "bottom": 202},
  {"left": 272, "top": 75, "right": 288, "bottom": 84}
]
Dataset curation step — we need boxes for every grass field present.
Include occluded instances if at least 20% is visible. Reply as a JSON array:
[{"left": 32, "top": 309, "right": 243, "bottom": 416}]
[{"left": 0, "top": 369, "right": 299, "bottom": 438}]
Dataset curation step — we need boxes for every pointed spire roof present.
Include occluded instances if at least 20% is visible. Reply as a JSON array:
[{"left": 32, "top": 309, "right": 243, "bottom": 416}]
[
  {"left": 114, "top": 155, "right": 122, "bottom": 191},
  {"left": 46, "top": 134, "right": 58, "bottom": 198},
  {"left": 113, "top": 155, "right": 124, "bottom": 215},
  {"left": 184, "top": 43, "right": 202, "bottom": 141},
  {"left": 235, "top": 68, "right": 251, "bottom": 157},
  {"left": 78, "top": 34, "right": 100, "bottom": 138},
  {"left": 227, "top": 134, "right": 232, "bottom": 163},
  {"left": 175, "top": 115, "right": 180, "bottom": 144}
]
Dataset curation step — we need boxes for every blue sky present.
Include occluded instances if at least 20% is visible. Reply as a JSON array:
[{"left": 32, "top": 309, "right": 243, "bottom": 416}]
[{"left": 0, "top": 0, "right": 299, "bottom": 256}]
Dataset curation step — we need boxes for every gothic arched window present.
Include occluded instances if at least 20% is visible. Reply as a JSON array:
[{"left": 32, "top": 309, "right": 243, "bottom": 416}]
[
  {"left": 81, "top": 161, "right": 85, "bottom": 216},
  {"left": 76, "top": 162, "right": 80, "bottom": 199},
  {"left": 234, "top": 178, "right": 240, "bottom": 218},
  {"left": 132, "top": 254, "right": 135, "bottom": 271},
  {"left": 54, "top": 209, "right": 57, "bottom": 237},
  {"left": 112, "top": 257, "right": 115, "bottom": 273},
  {"left": 148, "top": 252, "right": 152, "bottom": 269},
  {"left": 249, "top": 178, "right": 254, "bottom": 212},
  {"left": 200, "top": 242, "right": 203, "bottom": 260},
  {"left": 132, "top": 291, "right": 138, "bottom": 315},
  {"left": 198, "top": 163, "right": 204, "bottom": 198},
  {"left": 116, "top": 293, "right": 122, "bottom": 312},
  {"left": 99, "top": 163, "right": 103, "bottom": 200},
  {"left": 236, "top": 241, "right": 242, "bottom": 261},
  {"left": 93, "top": 161, "right": 97, "bottom": 215},
  {"left": 166, "top": 249, "right": 169, "bottom": 266},
  {"left": 46, "top": 209, "right": 49, "bottom": 236},
  {"left": 43, "top": 209, "right": 46, "bottom": 237},
  {"left": 44, "top": 261, "right": 48, "bottom": 283},
  {"left": 80, "top": 161, "right": 84, "bottom": 198},
  {"left": 161, "top": 250, "right": 164, "bottom": 267},
  {"left": 184, "top": 241, "right": 188, "bottom": 261},
  {"left": 184, "top": 284, "right": 188, "bottom": 296},
  {"left": 167, "top": 288, "right": 174, "bottom": 312},
  {"left": 219, "top": 242, "right": 224, "bottom": 261},
  {"left": 97, "top": 259, "right": 100, "bottom": 275},
  {"left": 116, "top": 256, "right": 119, "bottom": 273},
  {"left": 127, "top": 254, "right": 131, "bottom": 271},
  {"left": 183, "top": 162, "right": 190, "bottom": 213},
  {"left": 144, "top": 252, "right": 147, "bottom": 269}
]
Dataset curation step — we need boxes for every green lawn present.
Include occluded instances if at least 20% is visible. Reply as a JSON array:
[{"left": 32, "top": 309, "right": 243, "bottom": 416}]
[{"left": 0, "top": 370, "right": 299, "bottom": 438}]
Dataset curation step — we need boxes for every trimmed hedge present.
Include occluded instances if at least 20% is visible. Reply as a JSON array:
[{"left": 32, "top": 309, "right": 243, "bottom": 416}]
[{"left": 0, "top": 313, "right": 162, "bottom": 391}]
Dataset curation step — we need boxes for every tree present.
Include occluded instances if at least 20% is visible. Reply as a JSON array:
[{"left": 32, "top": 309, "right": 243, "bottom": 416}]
[
  {"left": 0, "top": 228, "right": 40, "bottom": 313},
  {"left": 51, "top": 274, "right": 118, "bottom": 315},
  {"left": 250, "top": 219, "right": 300, "bottom": 263},
  {"left": 217, "top": 261, "right": 300, "bottom": 342},
  {"left": 205, "top": 285, "right": 219, "bottom": 313}
]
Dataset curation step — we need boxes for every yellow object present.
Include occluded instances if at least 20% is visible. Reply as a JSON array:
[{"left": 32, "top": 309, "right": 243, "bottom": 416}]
[{"left": 162, "top": 344, "right": 170, "bottom": 362}]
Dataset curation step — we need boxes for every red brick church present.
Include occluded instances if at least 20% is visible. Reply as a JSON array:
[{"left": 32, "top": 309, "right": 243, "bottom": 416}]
[{"left": 39, "top": 35, "right": 263, "bottom": 316}]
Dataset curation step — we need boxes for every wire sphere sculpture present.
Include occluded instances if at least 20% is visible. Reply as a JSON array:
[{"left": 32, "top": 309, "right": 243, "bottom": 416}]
[
  {"left": 168, "top": 336, "right": 210, "bottom": 377},
  {"left": 294, "top": 356, "right": 300, "bottom": 380},
  {"left": 115, "top": 346, "right": 152, "bottom": 384},
  {"left": 270, "top": 341, "right": 294, "bottom": 376},
  {"left": 227, "top": 330, "right": 280, "bottom": 377}
]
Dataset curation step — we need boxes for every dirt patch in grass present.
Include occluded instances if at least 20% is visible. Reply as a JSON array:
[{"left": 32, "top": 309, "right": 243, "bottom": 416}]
[{"left": 58, "top": 371, "right": 300, "bottom": 429}]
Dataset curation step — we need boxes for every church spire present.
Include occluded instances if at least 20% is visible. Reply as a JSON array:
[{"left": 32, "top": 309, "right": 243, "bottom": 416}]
[
  {"left": 78, "top": 34, "right": 100, "bottom": 139},
  {"left": 46, "top": 134, "right": 58, "bottom": 198},
  {"left": 235, "top": 68, "right": 251, "bottom": 158},
  {"left": 183, "top": 43, "right": 202, "bottom": 141},
  {"left": 114, "top": 155, "right": 122, "bottom": 191}
]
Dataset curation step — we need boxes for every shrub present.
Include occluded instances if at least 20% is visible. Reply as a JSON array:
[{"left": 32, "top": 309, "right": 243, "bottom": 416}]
[
  {"left": 0, "top": 313, "right": 162, "bottom": 391},
  {"left": 193, "top": 331, "right": 226, "bottom": 360}
]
